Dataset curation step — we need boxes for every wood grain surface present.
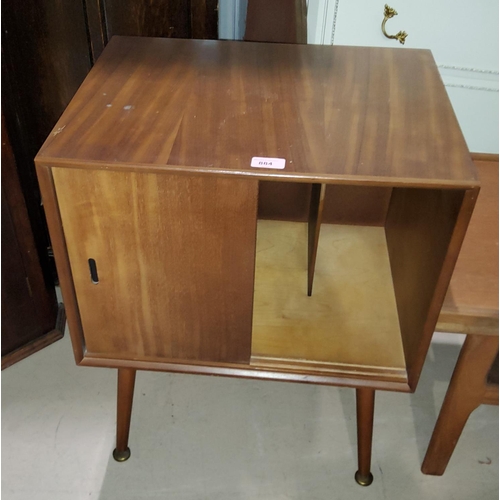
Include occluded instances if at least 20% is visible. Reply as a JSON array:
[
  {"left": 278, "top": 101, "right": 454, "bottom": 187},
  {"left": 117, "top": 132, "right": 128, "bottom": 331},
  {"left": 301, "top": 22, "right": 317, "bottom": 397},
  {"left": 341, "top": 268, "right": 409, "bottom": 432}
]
[
  {"left": 37, "top": 37, "right": 477, "bottom": 188},
  {"left": 80, "top": 353, "right": 411, "bottom": 391},
  {"left": 258, "top": 183, "right": 392, "bottom": 226},
  {"left": 251, "top": 220, "right": 406, "bottom": 383},
  {"left": 52, "top": 168, "right": 258, "bottom": 364},
  {"left": 101, "top": 0, "right": 218, "bottom": 42},
  {"left": 437, "top": 160, "right": 499, "bottom": 335},
  {"left": 356, "top": 388, "right": 375, "bottom": 481},
  {"left": 244, "top": 0, "right": 307, "bottom": 44},
  {"left": 2, "top": 116, "right": 59, "bottom": 356},
  {"left": 2, "top": 304, "right": 65, "bottom": 370},
  {"left": 307, "top": 183, "right": 326, "bottom": 295},
  {"left": 322, "top": 185, "right": 392, "bottom": 226},
  {"left": 421, "top": 334, "right": 499, "bottom": 475},
  {"left": 385, "top": 187, "right": 478, "bottom": 389},
  {"left": 34, "top": 36, "right": 478, "bottom": 396},
  {"left": 3, "top": 0, "right": 92, "bottom": 284},
  {"left": 35, "top": 164, "right": 86, "bottom": 363},
  {"left": 115, "top": 368, "right": 136, "bottom": 455}
]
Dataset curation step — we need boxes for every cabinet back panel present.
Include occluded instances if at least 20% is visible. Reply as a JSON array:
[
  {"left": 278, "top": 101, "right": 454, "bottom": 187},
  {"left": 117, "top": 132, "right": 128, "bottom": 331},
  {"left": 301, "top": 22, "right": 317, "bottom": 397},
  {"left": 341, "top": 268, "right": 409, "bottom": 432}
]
[
  {"left": 258, "top": 181, "right": 391, "bottom": 226},
  {"left": 52, "top": 168, "right": 258, "bottom": 364}
]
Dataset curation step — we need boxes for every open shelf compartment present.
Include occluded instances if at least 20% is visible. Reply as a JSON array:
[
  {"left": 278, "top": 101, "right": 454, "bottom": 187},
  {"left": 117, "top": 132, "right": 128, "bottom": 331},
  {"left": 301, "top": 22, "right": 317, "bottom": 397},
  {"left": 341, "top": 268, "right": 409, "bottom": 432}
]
[{"left": 250, "top": 220, "right": 407, "bottom": 384}]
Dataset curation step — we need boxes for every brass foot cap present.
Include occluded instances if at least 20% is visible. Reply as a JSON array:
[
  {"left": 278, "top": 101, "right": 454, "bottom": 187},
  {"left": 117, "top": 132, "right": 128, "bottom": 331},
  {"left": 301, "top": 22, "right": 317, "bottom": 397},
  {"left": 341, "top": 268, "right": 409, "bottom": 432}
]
[
  {"left": 113, "top": 447, "right": 131, "bottom": 462},
  {"left": 355, "top": 471, "right": 373, "bottom": 486}
]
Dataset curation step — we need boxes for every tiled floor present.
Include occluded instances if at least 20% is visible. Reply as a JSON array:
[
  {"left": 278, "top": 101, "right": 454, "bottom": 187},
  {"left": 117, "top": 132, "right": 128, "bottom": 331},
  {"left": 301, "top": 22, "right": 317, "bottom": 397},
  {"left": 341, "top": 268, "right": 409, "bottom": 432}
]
[{"left": 2, "top": 330, "right": 498, "bottom": 500}]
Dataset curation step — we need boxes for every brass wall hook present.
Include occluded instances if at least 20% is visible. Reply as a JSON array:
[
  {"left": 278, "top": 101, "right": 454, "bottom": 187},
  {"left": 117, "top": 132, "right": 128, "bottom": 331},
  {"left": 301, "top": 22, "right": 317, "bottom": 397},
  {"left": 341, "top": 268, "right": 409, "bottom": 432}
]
[{"left": 382, "top": 4, "right": 408, "bottom": 45}]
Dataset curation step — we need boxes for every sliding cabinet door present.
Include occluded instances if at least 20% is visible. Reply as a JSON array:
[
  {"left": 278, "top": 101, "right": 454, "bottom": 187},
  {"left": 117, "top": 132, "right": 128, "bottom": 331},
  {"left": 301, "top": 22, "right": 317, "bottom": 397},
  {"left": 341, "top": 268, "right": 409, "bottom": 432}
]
[{"left": 53, "top": 168, "right": 258, "bottom": 364}]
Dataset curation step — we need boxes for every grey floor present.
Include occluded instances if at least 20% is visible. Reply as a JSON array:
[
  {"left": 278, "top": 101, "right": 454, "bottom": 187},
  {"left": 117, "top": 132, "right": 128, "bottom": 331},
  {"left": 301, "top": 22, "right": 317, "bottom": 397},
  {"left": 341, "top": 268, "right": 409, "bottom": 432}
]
[{"left": 2, "top": 328, "right": 498, "bottom": 500}]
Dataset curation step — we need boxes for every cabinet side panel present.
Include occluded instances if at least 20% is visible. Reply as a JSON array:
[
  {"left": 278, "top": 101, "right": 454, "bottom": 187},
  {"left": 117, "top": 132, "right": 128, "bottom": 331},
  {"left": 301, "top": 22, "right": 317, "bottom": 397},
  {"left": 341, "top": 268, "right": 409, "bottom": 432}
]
[
  {"left": 385, "top": 187, "right": 477, "bottom": 388},
  {"left": 35, "top": 164, "right": 85, "bottom": 363},
  {"left": 52, "top": 168, "right": 258, "bottom": 364}
]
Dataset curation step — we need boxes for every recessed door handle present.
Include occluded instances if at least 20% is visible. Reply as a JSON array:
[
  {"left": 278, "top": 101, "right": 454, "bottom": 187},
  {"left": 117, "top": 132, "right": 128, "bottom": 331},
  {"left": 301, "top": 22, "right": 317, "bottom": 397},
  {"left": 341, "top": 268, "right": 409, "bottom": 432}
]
[{"left": 88, "top": 258, "right": 99, "bottom": 284}]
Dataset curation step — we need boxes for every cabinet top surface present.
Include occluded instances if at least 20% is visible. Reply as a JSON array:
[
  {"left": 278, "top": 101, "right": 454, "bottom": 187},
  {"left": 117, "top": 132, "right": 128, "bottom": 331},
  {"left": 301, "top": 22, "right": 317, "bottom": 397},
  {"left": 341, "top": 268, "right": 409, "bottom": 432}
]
[{"left": 37, "top": 36, "right": 477, "bottom": 187}]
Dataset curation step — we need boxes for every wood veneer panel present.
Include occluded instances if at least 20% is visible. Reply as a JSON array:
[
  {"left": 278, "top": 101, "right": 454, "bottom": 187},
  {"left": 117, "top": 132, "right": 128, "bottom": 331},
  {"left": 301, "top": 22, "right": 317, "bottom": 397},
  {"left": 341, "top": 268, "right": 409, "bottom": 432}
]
[
  {"left": 1, "top": 305, "right": 65, "bottom": 370},
  {"left": 84, "top": 0, "right": 108, "bottom": 62},
  {"left": 258, "top": 183, "right": 391, "bottom": 226},
  {"left": 244, "top": 0, "right": 307, "bottom": 44},
  {"left": 323, "top": 185, "right": 392, "bottom": 226},
  {"left": 2, "top": 117, "right": 58, "bottom": 358},
  {"left": 470, "top": 153, "right": 499, "bottom": 162},
  {"left": 437, "top": 160, "right": 499, "bottom": 335},
  {"left": 258, "top": 182, "right": 311, "bottom": 222},
  {"left": 100, "top": 0, "right": 218, "bottom": 41},
  {"left": 385, "top": 187, "right": 476, "bottom": 388},
  {"left": 307, "top": 183, "right": 326, "bottom": 295},
  {"left": 190, "top": 0, "right": 219, "bottom": 39},
  {"left": 421, "top": 334, "right": 499, "bottom": 475},
  {"left": 38, "top": 37, "right": 477, "bottom": 188},
  {"left": 52, "top": 168, "right": 258, "bottom": 364},
  {"left": 251, "top": 221, "right": 406, "bottom": 382},
  {"left": 1, "top": 190, "right": 43, "bottom": 352},
  {"left": 104, "top": 0, "right": 192, "bottom": 39},
  {"left": 80, "top": 354, "right": 410, "bottom": 391},
  {"left": 3, "top": 2, "right": 92, "bottom": 284},
  {"left": 35, "top": 165, "right": 86, "bottom": 363}
]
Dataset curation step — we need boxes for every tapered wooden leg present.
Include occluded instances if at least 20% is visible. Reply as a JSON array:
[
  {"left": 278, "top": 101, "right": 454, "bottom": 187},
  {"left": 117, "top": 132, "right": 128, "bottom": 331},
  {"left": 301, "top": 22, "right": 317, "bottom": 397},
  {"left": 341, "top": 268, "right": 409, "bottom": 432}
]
[
  {"left": 355, "top": 388, "right": 375, "bottom": 486},
  {"left": 113, "top": 368, "right": 137, "bottom": 462},
  {"left": 421, "top": 335, "right": 498, "bottom": 475},
  {"left": 307, "top": 183, "right": 326, "bottom": 296}
]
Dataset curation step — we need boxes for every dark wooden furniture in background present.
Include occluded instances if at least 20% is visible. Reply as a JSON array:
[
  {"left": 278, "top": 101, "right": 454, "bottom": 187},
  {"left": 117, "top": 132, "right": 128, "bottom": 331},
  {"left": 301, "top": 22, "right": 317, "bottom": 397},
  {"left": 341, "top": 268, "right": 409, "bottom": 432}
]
[
  {"left": 36, "top": 37, "right": 477, "bottom": 486},
  {"left": 85, "top": 0, "right": 218, "bottom": 62},
  {"left": 2, "top": 0, "right": 218, "bottom": 282},
  {"left": 1, "top": 0, "right": 217, "bottom": 366},
  {"left": 1, "top": 116, "right": 65, "bottom": 369},
  {"left": 244, "top": 0, "right": 307, "bottom": 44},
  {"left": 2, "top": 0, "right": 92, "bottom": 287},
  {"left": 422, "top": 157, "right": 499, "bottom": 475}
]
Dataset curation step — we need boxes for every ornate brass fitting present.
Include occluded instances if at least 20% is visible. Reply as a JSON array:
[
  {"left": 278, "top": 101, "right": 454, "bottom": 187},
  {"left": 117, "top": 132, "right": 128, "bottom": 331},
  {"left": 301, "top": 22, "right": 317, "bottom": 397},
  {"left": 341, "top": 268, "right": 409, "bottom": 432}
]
[{"left": 382, "top": 4, "right": 408, "bottom": 45}]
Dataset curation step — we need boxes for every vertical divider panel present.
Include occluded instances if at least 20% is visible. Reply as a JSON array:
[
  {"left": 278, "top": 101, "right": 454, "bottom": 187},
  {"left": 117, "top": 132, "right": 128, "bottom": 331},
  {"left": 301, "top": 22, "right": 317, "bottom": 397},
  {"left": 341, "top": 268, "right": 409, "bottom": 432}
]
[{"left": 307, "top": 183, "right": 326, "bottom": 296}]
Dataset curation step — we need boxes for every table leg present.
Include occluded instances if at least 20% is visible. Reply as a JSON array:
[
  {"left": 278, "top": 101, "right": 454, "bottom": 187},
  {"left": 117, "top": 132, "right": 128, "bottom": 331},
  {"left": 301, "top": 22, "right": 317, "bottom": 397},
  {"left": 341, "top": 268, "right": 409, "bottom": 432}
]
[
  {"left": 355, "top": 388, "right": 375, "bottom": 486},
  {"left": 421, "top": 335, "right": 498, "bottom": 475},
  {"left": 307, "top": 183, "right": 326, "bottom": 296},
  {"left": 113, "top": 368, "right": 137, "bottom": 462}
]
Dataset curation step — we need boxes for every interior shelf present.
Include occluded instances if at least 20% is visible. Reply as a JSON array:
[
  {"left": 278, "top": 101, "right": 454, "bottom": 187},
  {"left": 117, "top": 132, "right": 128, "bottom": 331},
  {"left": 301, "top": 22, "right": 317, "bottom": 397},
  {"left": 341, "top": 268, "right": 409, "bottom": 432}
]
[{"left": 251, "top": 220, "right": 407, "bottom": 383}]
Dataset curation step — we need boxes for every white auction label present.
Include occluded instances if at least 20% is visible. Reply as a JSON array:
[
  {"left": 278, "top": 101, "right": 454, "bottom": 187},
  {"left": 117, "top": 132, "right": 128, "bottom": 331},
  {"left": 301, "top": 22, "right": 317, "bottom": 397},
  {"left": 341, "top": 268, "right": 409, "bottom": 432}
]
[{"left": 250, "top": 157, "right": 286, "bottom": 170}]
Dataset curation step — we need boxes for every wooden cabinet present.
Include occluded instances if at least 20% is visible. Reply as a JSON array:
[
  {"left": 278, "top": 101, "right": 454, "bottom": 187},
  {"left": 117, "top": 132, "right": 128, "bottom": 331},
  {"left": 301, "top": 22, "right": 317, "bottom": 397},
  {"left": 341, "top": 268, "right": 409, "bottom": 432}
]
[{"left": 35, "top": 37, "right": 478, "bottom": 485}]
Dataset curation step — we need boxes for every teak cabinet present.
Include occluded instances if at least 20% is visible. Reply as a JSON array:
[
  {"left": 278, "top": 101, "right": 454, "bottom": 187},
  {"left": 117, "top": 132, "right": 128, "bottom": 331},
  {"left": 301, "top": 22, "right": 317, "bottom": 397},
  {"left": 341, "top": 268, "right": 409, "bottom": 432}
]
[{"left": 36, "top": 37, "right": 478, "bottom": 486}]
